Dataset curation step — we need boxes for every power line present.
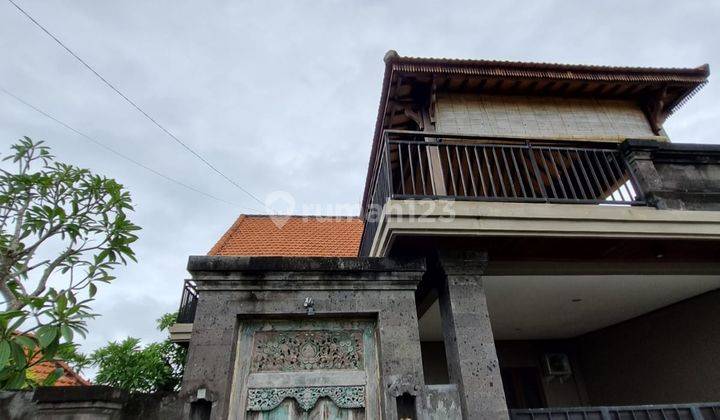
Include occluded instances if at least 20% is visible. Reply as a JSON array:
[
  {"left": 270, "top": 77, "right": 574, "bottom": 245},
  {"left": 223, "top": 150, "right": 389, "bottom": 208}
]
[
  {"left": 6, "top": 0, "right": 270, "bottom": 211},
  {"left": 1, "top": 86, "right": 262, "bottom": 212}
]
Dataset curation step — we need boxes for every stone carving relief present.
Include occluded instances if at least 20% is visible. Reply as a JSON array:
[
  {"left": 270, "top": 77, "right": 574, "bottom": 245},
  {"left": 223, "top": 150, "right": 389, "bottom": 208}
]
[
  {"left": 251, "top": 330, "right": 364, "bottom": 372},
  {"left": 247, "top": 386, "right": 365, "bottom": 412},
  {"left": 387, "top": 374, "right": 422, "bottom": 397}
]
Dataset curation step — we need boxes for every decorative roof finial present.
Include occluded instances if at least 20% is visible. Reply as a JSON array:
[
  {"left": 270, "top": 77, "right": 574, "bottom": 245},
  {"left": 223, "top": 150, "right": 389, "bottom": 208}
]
[{"left": 384, "top": 50, "right": 399, "bottom": 64}]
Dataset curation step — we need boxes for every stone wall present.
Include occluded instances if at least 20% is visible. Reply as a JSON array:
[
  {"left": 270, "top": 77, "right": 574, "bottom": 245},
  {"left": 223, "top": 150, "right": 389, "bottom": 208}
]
[
  {"left": 0, "top": 387, "right": 183, "bottom": 420},
  {"left": 622, "top": 140, "right": 720, "bottom": 210},
  {"left": 435, "top": 93, "right": 656, "bottom": 140},
  {"left": 424, "top": 384, "right": 462, "bottom": 420},
  {"left": 0, "top": 391, "right": 35, "bottom": 420},
  {"left": 180, "top": 256, "right": 430, "bottom": 420}
]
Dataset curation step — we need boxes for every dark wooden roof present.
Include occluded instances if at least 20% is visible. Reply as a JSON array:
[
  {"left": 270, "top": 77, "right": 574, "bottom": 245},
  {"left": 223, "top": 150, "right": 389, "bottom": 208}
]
[
  {"left": 360, "top": 51, "right": 710, "bottom": 217},
  {"left": 389, "top": 53, "right": 709, "bottom": 83}
]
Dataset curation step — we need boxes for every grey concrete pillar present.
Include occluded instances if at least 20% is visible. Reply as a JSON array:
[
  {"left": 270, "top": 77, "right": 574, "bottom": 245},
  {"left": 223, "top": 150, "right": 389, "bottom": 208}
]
[
  {"left": 179, "top": 289, "right": 235, "bottom": 420},
  {"left": 437, "top": 250, "right": 508, "bottom": 420},
  {"left": 376, "top": 291, "right": 427, "bottom": 420}
]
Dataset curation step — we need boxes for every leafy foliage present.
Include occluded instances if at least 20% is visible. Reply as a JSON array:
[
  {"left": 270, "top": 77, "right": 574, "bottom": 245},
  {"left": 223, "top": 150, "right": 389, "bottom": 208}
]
[
  {"left": 0, "top": 137, "right": 139, "bottom": 389},
  {"left": 55, "top": 341, "right": 92, "bottom": 375},
  {"left": 91, "top": 313, "right": 186, "bottom": 393}
]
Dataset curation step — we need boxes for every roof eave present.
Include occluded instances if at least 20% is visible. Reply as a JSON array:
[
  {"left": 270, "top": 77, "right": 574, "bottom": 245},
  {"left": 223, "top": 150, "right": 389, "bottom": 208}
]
[{"left": 360, "top": 52, "right": 397, "bottom": 218}]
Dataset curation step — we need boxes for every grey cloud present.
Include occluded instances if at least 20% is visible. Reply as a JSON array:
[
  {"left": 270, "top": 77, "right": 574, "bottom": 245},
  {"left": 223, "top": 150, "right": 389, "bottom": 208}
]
[{"left": 1, "top": 0, "right": 719, "bottom": 379}]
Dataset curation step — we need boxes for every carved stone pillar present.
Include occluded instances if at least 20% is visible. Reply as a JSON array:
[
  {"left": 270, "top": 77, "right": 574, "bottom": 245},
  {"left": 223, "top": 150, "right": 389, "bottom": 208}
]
[
  {"left": 377, "top": 292, "right": 428, "bottom": 420},
  {"left": 437, "top": 250, "right": 508, "bottom": 420}
]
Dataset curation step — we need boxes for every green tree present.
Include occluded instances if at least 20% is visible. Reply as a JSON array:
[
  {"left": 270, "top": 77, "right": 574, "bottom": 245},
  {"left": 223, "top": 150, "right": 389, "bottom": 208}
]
[
  {"left": 0, "top": 137, "right": 139, "bottom": 389},
  {"left": 91, "top": 313, "right": 186, "bottom": 393}
]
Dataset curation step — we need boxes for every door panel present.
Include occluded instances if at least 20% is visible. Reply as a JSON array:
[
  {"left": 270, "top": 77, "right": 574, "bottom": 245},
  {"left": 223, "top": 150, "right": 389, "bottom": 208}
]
[
  {"left": 246, "top": 398, "right": 365, "bottom": 420},
  {"left": 230, "top": 319, "right": 379, "bottom": 420}
]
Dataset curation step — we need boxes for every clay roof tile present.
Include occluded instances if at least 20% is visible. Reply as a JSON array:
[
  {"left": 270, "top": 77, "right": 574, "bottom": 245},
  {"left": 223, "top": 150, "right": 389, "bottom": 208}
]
[{"left": 208, "top": 215, "right": 363, "bottom": 257}]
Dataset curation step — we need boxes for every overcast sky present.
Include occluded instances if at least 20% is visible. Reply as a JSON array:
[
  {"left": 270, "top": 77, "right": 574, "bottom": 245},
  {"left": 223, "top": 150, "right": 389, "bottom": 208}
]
[{"left": 1, "top": 0, "right": 719, "bottom": 377}]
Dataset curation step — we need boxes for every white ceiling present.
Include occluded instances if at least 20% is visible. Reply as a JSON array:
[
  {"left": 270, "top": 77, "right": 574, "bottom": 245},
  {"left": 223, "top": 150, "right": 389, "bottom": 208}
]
[{"left": 418, "top": 274, "right": 720, "bottom": 341}]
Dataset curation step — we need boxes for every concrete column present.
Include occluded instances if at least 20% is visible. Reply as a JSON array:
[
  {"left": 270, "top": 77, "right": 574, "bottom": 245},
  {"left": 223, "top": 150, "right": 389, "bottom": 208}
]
[
  {"left": 376, "top": 290, "right": 428, "bottom": 420},
  {"left": 437, "top": 250, "right": 508, "bottom": 420},
  {"left": 179, "top": 288, "right": 237, "bottom": 420}
]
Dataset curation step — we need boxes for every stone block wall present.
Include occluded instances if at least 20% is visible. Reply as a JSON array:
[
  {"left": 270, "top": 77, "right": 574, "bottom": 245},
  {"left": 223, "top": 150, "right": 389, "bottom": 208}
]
[
  {"left": 180, "top": 256, "right": 431, "bottom": 420},
  {"left": 0, "top": 391, "right": 35, "bottom": 420},
  {"left": 0, "top": 387, "right": 183, "bottom": 420},
  {"left": 622, "top": 140, "right": 720, "bottom": 210}
]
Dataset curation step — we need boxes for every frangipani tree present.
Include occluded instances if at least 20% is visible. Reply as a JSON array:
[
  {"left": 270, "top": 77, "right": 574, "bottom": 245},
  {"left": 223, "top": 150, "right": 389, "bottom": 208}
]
[{"left": 0, "top": 137, "right": 140, "bottom": 388}]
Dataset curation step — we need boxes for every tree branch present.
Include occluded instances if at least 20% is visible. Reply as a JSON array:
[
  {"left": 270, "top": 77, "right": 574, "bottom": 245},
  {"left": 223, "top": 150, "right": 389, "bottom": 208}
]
[
  {"left": 10, "top": 194, "right": 32, "bottom": 249},
  {"left": 21, "top": 224, "right": 64, "bottom": 258},
  {"left": 0, "top": 276, "right": 19, "bottom": 310},
  {"left": 9, "top": 258, "right": 49, "bottom": 280},
  {"left": 26, "top": 247, "right": 78, "bottom": 303}
]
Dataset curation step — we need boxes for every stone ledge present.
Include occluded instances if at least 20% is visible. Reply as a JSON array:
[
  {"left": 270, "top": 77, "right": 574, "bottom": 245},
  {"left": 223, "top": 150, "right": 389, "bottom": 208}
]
[
  {"left": 169, "top": 322, "right": 193, "bottom": 343},
  {"left": 33, "top": 385, "right": 128, "bottom": 404},
  {"left": 370, "top": 200, "right": 720, "bottom": 256},
  {"left": 187, "top": 256, "right": 424, "bottom": 273},
  {"left": 623, "top": 139, "right": 720, "bottom": 162},
  {"left": 187, "top": 255, "right": 425, "bottom": 272}
]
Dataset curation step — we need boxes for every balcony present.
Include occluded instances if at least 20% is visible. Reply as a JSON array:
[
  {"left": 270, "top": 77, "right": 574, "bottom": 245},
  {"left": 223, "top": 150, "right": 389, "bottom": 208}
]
[
  {"left": 177, "top": 280, "right": 197, "bottom": 323},
  {"left": 360, "top": 130, "right": 647, "bottom": 256},
  {"left": 169, "top": 280, "right": 197, "bottom": 343}
]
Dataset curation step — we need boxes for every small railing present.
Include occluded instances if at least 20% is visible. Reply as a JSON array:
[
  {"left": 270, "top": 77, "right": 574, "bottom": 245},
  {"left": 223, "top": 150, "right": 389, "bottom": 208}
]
[
  {"left": 360, "top": 130, "right": 646, "bottom": 254},
  {"left": 176, "top": 280, "right": 198, "bottom": 323},
  {"left": 511, "top": 403, "right": 720, "bottom": 419}
]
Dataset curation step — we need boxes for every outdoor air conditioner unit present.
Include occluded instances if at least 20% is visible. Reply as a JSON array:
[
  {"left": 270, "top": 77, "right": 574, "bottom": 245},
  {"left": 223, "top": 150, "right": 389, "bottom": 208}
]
[{"left": 542, "top": 353, "right": 572, "bottom": 382}]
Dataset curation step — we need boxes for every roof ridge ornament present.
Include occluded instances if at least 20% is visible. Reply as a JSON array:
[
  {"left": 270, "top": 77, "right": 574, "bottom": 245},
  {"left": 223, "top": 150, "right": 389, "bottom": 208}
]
[{"left": 384, "top": 50, "right": 399, "bottom": 64}]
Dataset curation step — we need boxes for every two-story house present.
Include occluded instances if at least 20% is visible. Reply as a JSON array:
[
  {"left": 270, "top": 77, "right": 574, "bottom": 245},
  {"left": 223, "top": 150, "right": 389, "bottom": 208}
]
[{"left": 172, "top": 51, "right": 720, "bottom": 420}]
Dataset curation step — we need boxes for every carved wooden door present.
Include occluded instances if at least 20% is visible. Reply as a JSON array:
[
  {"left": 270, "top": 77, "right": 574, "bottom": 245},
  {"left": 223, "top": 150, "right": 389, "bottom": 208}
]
[{"left": 229, "top": 319, "right": 379, "bottom": 420}]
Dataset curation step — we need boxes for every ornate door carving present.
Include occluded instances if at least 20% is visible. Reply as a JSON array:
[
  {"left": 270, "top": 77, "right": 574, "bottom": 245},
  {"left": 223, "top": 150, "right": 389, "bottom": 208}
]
[{"left": 229, "top": 319, "right": 379, "bottom": 420}]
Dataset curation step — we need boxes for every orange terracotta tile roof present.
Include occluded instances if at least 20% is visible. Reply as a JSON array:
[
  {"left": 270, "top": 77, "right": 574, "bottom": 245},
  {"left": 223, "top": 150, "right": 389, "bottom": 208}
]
[
  {"left": 208, "top": 215, "right": 364, "bottom": 257},
  {"left": 28, "top": 354, "right": 90, "bottom": 387},
  {"left": 13, "top": 331, "right": 90, "bottom": 387}
]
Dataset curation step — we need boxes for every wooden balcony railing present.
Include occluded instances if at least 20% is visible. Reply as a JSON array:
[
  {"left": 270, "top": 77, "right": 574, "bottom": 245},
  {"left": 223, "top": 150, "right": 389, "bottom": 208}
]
[
  {"left": 359, "top": 130, "right": 646, "bottom": 255},
  {"left": 511, "top": 402, "right": 720, "bottom": 419}
]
